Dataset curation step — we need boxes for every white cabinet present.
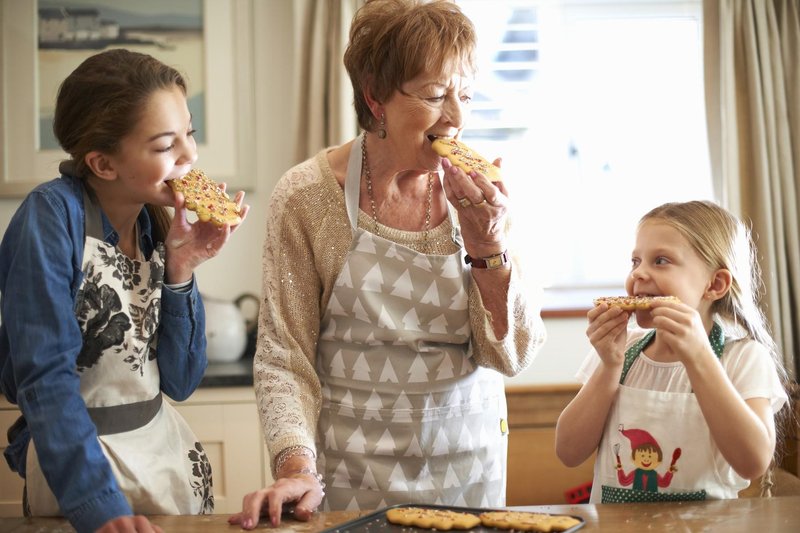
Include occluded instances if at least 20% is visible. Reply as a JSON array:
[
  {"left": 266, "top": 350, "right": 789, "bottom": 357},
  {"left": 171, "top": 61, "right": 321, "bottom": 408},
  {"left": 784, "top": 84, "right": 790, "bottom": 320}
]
[
  {"left": 0, "top": 387, "right": 272, "bottom": 517},
  {"left": 170, "top": 387, "right": 273, "bottom": 514}
]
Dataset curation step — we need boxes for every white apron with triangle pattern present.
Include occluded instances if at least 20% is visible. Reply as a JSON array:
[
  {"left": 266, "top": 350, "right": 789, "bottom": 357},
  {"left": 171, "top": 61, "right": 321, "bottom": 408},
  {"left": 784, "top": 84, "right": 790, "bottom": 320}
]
[{"left": 315, "top": 133, "right": 508, "bottom": 511}]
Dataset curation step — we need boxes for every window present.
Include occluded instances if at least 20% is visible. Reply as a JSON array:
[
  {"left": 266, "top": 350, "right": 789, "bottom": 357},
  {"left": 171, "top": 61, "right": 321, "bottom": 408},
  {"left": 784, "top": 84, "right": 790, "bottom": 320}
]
[{"left": 456, "top": 0, "right": 713, "bottom": 310}]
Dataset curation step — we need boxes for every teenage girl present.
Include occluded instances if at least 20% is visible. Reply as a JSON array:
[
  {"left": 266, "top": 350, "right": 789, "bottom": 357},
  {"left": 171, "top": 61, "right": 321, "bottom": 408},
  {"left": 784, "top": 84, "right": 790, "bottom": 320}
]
[
  {"left": 0, "top": 49, "right": 248, "bottom": 532},
  {"left": 555, "top": 200, "right": 788, "bottom": 503}
]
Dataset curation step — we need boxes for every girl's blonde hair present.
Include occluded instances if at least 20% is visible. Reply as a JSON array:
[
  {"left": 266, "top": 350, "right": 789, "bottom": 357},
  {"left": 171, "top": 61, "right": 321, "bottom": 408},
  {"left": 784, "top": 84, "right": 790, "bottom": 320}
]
[
  {"left": 641, "top": 201, "right": 791, "bottom": 482},
  {"left": 641, "top": 201, "right": 769, "bottom": 346},
  {"left": 343, "top": 0, "right": 477, "bottom": 132}
]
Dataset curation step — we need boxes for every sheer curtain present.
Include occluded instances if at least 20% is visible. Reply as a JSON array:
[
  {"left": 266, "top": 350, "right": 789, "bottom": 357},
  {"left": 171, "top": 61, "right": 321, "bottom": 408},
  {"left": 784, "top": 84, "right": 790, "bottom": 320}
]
[
  {"left": 704, "top": 0, "right": 800, "bottom": 379},
  {"left": 291, "top": 0, "right": 363, "bottom": 162}
]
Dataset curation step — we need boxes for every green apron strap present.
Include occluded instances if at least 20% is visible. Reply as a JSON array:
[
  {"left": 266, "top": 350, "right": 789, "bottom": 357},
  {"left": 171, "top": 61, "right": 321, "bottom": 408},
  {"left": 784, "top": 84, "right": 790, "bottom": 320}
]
[
  {"left": 619, "top": 330, "right": 655, "bottom": 384},
  {"left": 619, "top": 322, "right": 725, "bottom": 384}
]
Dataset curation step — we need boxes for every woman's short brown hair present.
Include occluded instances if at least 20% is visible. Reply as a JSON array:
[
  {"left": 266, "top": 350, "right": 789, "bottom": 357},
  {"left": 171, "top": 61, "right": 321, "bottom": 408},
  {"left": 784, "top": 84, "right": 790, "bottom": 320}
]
[{"left": 343, "top": 0, "right": 477, "bottom": 131}]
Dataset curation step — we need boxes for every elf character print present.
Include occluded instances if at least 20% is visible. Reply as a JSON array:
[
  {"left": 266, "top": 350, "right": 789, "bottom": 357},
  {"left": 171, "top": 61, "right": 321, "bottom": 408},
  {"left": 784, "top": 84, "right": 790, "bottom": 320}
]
[
  {"left": 614, "top": 426, "right": 680, "bottom": 493},
  {"left": 600, "top": 421, "right": 705, "bottom": 504}
]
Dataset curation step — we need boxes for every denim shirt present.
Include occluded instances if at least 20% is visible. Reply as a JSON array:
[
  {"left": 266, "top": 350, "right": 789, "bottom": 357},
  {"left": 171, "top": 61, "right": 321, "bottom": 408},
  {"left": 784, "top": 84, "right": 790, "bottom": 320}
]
[{"left": 0, "top": 174, "right": 208, "bottom": 532}]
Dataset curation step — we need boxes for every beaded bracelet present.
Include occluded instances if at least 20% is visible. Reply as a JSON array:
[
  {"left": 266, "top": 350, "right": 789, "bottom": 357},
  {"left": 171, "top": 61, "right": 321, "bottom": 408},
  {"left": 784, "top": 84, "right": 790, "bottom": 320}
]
[
  {"left": 285, "top": 467, "right": 326, "bottom": 490},
  {"left": 273, "top": 445, "right": 315, "bottom": 473}
]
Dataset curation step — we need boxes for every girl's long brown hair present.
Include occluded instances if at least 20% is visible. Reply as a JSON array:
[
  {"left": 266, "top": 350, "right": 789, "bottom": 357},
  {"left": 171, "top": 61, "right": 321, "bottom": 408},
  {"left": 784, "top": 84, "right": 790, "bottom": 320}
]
[{"left": 53, "top": 48, "right": 188, "bottom": 243}]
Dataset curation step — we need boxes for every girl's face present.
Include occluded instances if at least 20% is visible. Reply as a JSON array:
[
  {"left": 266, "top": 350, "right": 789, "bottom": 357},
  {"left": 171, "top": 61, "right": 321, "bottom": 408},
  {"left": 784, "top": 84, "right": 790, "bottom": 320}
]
[
  {"left": 382, "top": 70, "right": 473, "bottom": 172},
  {"left": 625, "top": 220, "right": 716, "bottom": 325},
  {"left": 108, "top": 85, "right": 197, "bottom": 207}
]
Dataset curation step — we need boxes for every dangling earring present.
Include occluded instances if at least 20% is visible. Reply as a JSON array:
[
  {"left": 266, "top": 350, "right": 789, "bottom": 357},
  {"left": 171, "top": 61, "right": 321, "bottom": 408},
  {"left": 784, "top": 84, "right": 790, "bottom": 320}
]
[{"left": 377, "top": 114, "right": 387, "bottom": 139}]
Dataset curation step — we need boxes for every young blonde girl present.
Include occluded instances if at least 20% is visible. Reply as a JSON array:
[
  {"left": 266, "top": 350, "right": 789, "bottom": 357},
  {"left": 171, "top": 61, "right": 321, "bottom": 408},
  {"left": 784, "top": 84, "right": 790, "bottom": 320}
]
[
  {"left": 0, "top": 49, "right": 248, "bottom": 532},
  {"left": 555, "top": 200, "right": 789, "bottom": 503}
]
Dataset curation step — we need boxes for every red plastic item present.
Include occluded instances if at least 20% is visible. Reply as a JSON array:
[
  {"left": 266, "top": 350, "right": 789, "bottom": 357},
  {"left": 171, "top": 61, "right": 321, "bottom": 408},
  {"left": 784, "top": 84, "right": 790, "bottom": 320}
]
[{"left": 564, "top": 481, "right": 593, "bottom": 504}]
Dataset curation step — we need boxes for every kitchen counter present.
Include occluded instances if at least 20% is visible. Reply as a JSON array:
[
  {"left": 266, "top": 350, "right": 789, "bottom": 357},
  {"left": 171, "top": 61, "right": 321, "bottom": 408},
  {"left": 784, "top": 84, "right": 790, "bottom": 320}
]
[
  {"left": 2, "top": 496, "right": 800, "bottom": 532},
  {"left": 200, "top": 358, "right": 254, "bottom": 387}
]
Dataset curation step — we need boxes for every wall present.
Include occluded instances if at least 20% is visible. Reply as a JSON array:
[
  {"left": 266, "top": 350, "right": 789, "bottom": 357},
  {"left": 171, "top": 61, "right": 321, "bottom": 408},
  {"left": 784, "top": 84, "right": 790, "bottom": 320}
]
[{"left": 0, "top": 1, "right": 589, "bottom": 386}]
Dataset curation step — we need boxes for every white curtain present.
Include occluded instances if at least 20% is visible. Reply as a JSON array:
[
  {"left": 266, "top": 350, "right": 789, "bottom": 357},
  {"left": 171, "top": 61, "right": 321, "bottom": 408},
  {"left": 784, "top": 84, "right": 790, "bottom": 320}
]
[
  {"left": 291, "top": 0, "right": 363, "bottom": 162},
  {"left": 704, "top": 0, "right": 800, "bottom": 379}
]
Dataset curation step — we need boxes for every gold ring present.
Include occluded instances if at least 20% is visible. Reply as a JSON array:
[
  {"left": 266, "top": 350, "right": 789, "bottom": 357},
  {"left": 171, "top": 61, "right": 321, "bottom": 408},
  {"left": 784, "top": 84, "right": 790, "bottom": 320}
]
[
  {"left": 458, "top": 197, "right": 472, "bottom": 208},
  {"left": 474, "top": 198, "right": 488, "bottom": 207}
]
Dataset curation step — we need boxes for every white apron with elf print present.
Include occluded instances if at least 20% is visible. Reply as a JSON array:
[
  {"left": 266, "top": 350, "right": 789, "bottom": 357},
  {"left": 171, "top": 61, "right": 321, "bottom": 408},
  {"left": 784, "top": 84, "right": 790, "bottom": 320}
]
[
  {"left": 315, "top": 134, "right": 508, "bottom": 511},
  {"left": 25, "top": 187, "right": 214, "bottom": 516},
  {"left": 590, "top": 324, "right": 746, "bottom": 503}
]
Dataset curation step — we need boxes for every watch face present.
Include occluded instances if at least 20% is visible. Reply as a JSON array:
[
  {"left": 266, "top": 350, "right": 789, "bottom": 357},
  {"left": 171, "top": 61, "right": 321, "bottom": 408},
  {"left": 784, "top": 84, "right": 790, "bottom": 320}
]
[
  {"left": 486, "top": 255, "right": 504, "bottom": 268},
  {"left": 465, "top": 251, "right": 508, "bottom": 269}
]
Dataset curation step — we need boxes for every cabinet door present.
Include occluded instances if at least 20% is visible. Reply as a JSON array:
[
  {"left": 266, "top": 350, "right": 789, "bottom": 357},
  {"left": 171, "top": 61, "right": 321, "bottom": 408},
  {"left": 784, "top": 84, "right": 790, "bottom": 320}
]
[
  {"left": 173, "top": 401, "right": 266, "bottom": 514},
  {"left": 505, "top": 385, "right": 596, "bottom": 505},
  {"left": 0, "top": 409, "right": 24, "bottom": 517},
  {"left": 507, "top": 426, "right": 595, "bottom": 505}
]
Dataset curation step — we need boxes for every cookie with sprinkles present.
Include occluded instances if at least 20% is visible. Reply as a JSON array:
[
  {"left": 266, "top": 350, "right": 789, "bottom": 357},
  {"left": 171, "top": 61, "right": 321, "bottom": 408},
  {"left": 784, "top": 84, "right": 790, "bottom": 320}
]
[
  {"left": 432, "top": 137, "right": 502, "bottom": 181},
  {"left": 592, "top": 295, "right": 680, "bottom": 311},
  {"left": 385, "top": 507, "right": 481, "bottom": 530},
  {"left": 479, "top": 510, "right": 582, "bottom": 532},
  {"left": 168, "top": 168, "right": 242, "bottom": 227}
]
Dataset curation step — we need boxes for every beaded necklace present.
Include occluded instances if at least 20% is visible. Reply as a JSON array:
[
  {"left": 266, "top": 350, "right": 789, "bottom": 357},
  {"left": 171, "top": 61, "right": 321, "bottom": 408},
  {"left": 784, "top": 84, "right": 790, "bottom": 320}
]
[{"left": 361, "top": 134, "right": 433, "bottom": 239}]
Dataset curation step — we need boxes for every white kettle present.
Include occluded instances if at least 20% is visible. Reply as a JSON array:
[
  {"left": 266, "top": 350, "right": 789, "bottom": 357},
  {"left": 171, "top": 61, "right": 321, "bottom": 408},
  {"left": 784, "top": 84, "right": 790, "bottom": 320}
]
[{"left": 202, "top": 294, "right": 247, "bottom": 363}]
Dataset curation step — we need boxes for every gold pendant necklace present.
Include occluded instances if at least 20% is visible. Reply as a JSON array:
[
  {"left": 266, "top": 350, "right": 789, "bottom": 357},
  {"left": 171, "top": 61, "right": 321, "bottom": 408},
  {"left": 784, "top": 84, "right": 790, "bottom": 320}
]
[{"left": 361, "top": 134, "right": 432, "bottom": 239}]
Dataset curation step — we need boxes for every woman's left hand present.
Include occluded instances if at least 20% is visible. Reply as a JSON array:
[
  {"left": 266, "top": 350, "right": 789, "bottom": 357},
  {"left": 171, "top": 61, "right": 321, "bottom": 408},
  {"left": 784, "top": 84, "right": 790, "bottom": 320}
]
[
  {"left": 441, "top": 157, "right": 508, "bottom": 257},
  {"left": 650, "top": 299, "right": 715, "bottom": 364},
  {"left": 164, "top": 185, "right": 250, "bottom": 284}
]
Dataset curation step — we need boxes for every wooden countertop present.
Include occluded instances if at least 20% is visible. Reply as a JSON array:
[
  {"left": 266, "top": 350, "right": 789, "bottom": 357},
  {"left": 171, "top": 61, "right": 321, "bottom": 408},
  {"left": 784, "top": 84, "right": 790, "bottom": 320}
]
[{"left": 2, "top": 496, "right": 800, "bottom": 532}]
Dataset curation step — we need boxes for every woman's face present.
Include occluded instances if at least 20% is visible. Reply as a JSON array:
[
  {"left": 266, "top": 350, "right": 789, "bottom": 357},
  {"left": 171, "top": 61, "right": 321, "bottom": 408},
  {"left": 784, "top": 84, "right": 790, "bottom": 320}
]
[
  {"left": 381, "top": 69, "right": 473, "bottom": 172},
  {"left": 107, "top": 85, "right": 198, "bottom": 207}
]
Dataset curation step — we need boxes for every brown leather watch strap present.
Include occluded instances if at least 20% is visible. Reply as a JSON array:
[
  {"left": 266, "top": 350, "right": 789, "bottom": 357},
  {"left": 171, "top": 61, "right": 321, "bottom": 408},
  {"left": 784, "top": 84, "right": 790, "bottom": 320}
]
[{"left": 464, "top": 250, "right": 509, "bottom": 269}]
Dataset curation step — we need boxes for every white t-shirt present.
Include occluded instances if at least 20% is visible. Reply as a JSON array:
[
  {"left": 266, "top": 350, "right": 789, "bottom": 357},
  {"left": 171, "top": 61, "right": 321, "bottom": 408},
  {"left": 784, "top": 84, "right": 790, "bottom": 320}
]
[{"left": 576, "top": 328, "right": 788, "bottom": 413}]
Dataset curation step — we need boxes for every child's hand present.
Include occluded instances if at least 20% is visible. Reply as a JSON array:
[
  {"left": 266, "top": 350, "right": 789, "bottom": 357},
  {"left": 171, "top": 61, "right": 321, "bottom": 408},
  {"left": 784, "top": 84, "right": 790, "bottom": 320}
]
[
  {"left": 586, "top": 304, "right": 629, "bottom": 368},
  {"left": 649, "top": 299, "right": 714, "bottom": 365},
  {"left": 164, "top": 187, "right": 250, "bottom": 284}
]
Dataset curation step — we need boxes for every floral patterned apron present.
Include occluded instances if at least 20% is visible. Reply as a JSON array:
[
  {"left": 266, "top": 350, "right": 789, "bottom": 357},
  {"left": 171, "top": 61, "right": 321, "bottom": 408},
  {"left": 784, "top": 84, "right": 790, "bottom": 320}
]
[
  {"left": 316, "top": 134, "right": 508, "bottom": 511},
  {"left": 591, "top": 324, "right": 745, "bottom": 503},
  {"left": 25, "top": 186, "right": 213, "bottom": 516}
]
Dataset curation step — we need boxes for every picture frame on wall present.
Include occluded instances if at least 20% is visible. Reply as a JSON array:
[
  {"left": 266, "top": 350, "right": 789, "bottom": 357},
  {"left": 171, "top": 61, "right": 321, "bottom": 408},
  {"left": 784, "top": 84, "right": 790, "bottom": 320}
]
[{"left": 0, "top": 0, "right": 255, "bottom": 197}]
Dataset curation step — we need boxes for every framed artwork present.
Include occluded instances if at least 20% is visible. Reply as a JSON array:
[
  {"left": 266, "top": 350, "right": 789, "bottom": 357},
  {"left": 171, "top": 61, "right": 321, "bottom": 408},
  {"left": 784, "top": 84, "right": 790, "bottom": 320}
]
[{"left": 0, "top": 0, "right": 255, "bottom": 196}]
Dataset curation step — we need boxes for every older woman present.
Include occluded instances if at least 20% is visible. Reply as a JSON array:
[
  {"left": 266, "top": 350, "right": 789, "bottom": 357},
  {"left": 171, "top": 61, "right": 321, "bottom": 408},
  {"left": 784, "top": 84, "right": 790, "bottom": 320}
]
[{"left": 230, "top": 0, "right": 546, "bottom": 528}]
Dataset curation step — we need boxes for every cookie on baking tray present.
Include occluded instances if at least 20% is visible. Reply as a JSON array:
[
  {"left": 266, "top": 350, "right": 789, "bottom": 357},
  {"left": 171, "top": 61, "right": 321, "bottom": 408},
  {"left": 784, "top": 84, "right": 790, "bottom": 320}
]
[
  {"left": 592, "top": 295, "right": 680, "bottom": 311},
  {"left": 431, "top": 137, "right": 502, "bottom": 182},
  {"left": 385, "top": 506, "right": 481, "bottom": 530},
  {"left": 168, "top": 168, "right": 243, "bottom": 227},
  {"left": 479, "top": 510, "right": 582, "bottom": 532}
]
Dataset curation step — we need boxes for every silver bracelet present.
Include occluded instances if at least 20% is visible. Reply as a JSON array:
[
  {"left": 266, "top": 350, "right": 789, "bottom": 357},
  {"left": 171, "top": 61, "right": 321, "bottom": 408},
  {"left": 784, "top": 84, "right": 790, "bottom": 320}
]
[
  {"left": 273, "top": 445, "right": 315, "bottom": 473},
  {"left": 284, "top": 467, "right": 326, "bottom": 490}
]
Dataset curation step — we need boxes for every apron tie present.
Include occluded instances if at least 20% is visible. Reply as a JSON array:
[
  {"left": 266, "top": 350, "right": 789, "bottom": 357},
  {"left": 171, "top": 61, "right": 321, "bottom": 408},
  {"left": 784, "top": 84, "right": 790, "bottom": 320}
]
[{"left": 87, "top": 393, "right": 163, "bottom": 435}]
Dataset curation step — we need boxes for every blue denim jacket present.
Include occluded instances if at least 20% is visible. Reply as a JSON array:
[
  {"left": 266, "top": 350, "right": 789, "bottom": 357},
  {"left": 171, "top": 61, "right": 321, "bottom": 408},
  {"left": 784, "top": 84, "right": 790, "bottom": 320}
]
[{"left": 0, "top": 174, "right": 208, "bottom": 533}]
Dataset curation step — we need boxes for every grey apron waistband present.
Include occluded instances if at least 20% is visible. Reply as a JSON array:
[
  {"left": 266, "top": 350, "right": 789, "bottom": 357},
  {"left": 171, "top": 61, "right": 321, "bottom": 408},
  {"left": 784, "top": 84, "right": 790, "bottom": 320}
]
[{"left": 87, "top": 393, "right": 163, "bottom": 436}]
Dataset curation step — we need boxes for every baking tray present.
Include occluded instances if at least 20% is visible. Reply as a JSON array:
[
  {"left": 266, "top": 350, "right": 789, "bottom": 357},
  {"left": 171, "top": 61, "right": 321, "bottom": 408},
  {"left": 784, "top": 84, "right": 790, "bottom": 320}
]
[{"left": 321, "top": 503, "right": 585, "bottom": 532}]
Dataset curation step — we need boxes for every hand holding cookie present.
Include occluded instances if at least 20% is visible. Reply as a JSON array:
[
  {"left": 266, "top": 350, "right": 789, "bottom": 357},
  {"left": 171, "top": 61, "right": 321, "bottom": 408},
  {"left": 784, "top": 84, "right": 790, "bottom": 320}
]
[
  {"left": 439, "top": 146, "right": 509, "bottom": 262},
  {"left": 164, "top": 168, "right": 249, "bottom": 283}
]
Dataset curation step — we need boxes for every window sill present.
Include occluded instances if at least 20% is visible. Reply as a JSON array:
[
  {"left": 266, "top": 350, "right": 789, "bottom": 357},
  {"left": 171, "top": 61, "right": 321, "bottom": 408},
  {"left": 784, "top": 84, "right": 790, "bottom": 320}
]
[{"left": 540, "top": 286, "right": 624, "bottom": 319}]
